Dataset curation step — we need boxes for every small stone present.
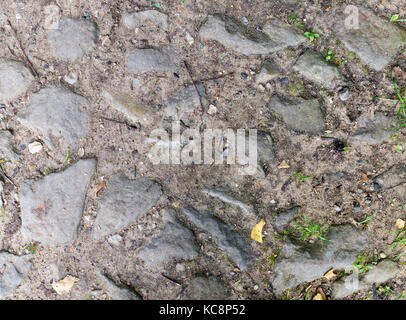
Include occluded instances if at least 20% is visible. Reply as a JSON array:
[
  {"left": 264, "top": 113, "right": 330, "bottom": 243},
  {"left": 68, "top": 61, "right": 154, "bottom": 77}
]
[
  {"left": 351, "top": 113, "right": 397, "bottom": 146},
  {"left": 207, "top": 104, "right": 217, "bottom": 115},
  {"left": 278, "top": 160, "right": 290, "bottom": 169},
  {"left": 123, "top": 10, "right": 168, "bottom": 29},
  {"left": 164, "top": 84, "right": 207, "bottom": 118},
  {"left": 338, "top": 88, "right": 352, "bottom": 101},
  {"left": 175, "top": 263, "right": 186, "bottom": 272},
  {"left": 185, "top": 32, "right": 194, "bottom": 45},
  {"left": 107, "top": 234, "right": 123, "bottom": 246},
  {"left": 0, "top": 253, "right": 31, "bottom": 298},
  {"left": 126, "top": 47, "right": 179, "bottom": 74},
  {"left": 63, "top": 72, "right": 78, "bottom": 85},
  {"left": 28, "top": 141, "right": 43, "bottom": 154},
  {"left": 256, "top": 60, "right": 279, "bottom": 84},
  {"left": 395, "top": 218, "right": 405, "bottom": 229}
]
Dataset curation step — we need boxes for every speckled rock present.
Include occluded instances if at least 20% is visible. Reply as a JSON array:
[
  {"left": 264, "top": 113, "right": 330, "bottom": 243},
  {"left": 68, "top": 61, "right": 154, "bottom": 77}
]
[
  {"left": 47, "top": 18, "right": 98, "bottom": 62},
  {"left": 135, "top": 210, "right": 198, "bottom": 271},
  {"left": 350, "top": 113, "right": 397, "bottom": 145},
  {"left": 0, "top": 60, "right": 34, "bottom": 103},
  {"left": 164, "top": 84, "right": 207, "bottom": 118},
  {"left": 272, "top": 224, "right": 368, "bottom": 295},
  {"left": 0, "top": 253, "right": 32, "bottom": 299},
  {"left": 123, "top": 10, "right": 168, "bottom": 29},
  {"left": 126, "top": 47, "right": 179, "bottom": 74},
  {"left": 0, "top": 130, "right": 20, "bottom": 162},
  {"left": 199, "top": 14, "right": 306, "bottom": 56},
  {"left": 274, "top": 206, "right": 300, "bottom": 232},
  {"left": 20, "top": 159, "right": 96, "bottom": 245},
  {"left": 335, "top": 8, "right": 406, "bottom": 71},
  {"left": 181, "top": 276, "right": 231, "bottom": 300},
  {"left": 17, "top": 86, "right": 91, "bottom": 149},
  {"left": 268, "top": 95, "right": 325, "bottom": 134},
  {"left": 92, "top": 174, "right": 162, "bottom": 238},
  {"left": 293, "top": 51, "right": 347, "bottom": 89},
  {"left": 183, "top": 207, "right": 254, "bottom": 270},
  {"left": 374, "top": 164, "right": 406, "bottom": 190}
]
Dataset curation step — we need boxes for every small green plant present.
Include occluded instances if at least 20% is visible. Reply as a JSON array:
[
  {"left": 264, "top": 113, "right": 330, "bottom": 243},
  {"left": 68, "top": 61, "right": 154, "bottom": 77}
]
[
  {"left": 153, "top": 2, "right": 161, "bottom": 7},
  {"left": 358, "top": 212, "right": 375, "bottom": 226},
  {"left": 24, "top": 242, "right": 37, "bottom": 254},
  {"left": 387, "top": 228, "right": 406, "bottom": 260},
  {"left": 377, "top": 285, "right": 393, "bottom": 297},
  {"left": 64, "top": 149, "right": 72, "bottom": 164},
  {"left": 292, "top": 172, "right": 310, "bottom": 184},
  {"left": 353, "top": 252, "right": 373, "bottom": 273},
  {"left": 390, "top": 14, "right": 406, "bottom": 22},
  {"left": 303, "top": 30, "right": 320, "bottom": 42},
  {"left": 287, "top": 13, "right": 305, "bottom": 29},
  {"left": 325, "top": 50, "right": 334, "bottom": 62},
  {"left": 289, "top": 214, "right": 330, "bottom": 244},
  {"left": 343, "top": 146, "right": 350, "bottom": 152}
]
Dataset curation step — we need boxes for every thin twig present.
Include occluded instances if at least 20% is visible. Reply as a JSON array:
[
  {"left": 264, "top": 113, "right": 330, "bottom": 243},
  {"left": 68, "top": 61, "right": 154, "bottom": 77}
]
[{"left": 183, "top": 61, "right": 205, "bottom": 115}]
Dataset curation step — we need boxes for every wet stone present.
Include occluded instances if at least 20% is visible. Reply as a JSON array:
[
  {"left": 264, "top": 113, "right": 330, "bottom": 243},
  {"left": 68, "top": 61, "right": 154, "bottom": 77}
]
[
  {"left": 93, "top": 174, "right": 162, "bottom": 238},
  {"left": 47, "top": 18, "right": 98, "bottom": 62},
  {"left": 268, "top": 95, "right": 325, "bottom": 135},
  {"left": 123, "top": 10, "right": 168, "bottom": 29},
  {"left": 350, "top": 113, "right": 397, "bottom": 145},
  {"left": 165, "top": 84, "right": 207, "bottom": 118},
  {"left": 293, "top": 51, "right": 347, "bottom": 89},
  {"left": 135, "top": 210, "right": 198, "bottom": 271},
  {"left": 20, "top": 159, "right": 96, "bottom": 246},
  {"left": 0, "top": 253, "right": 32, "bottom": 298},
  {"left": 274, "top": 206, "right": 300, "bottom": 232},
  {"left": 181, "top": 276, "right": 232, "bottom": 300},
  {"left": 335, "top": 8, "right": 406, "bottom": 71},
  {"left": 0, "top": 60, "right": 34, "bottom": 103},
  {"left": 199, "top": 15, "right": 306, "bottom": 56},
  {"left": 272, "top": 224, "right": 368, "bottom": 295},
  {"left": 17, "top": 86, "right": 91, "bottom": 149},
  {"left": 183, "top": 207, "right": 254, "bottom": 270},
  {"left": 126, "top": 47, "right": 179, "bottom": 74}
]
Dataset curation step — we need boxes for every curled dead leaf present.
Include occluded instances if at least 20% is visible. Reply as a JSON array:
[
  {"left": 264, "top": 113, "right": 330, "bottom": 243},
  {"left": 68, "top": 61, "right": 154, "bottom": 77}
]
[
  {"left": 52, "top": 275, "right": 80, "bottom": 295},
  {"left": 323, "top": 268, "right": 337, "bottom": 280},
  {"left": 94, "top": 178, "right": 106, "bottom": 197}
]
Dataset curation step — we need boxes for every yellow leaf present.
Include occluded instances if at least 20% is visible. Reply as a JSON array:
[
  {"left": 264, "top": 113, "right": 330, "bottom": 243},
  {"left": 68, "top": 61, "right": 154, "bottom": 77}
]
[
  {"left": 52, "top": 275, "right": 80, "bottom": 295},
  {"left": 251, "top": 218, "right": 265, "bottom": 243},
  {"left": 313, "top": 293, "right": 325, "bottom": 300},
  {"left": 323, "top": 268, "right": 337, "bottom": 280}
]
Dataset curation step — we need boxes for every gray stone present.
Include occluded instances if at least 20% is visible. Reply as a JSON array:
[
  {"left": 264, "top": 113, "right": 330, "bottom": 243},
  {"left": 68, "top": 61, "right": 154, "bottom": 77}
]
[
  {"left": 272, "top": 224, "right": 368, "bottom": 295},
  {"left": 274, "top": 206, "right": 300, "bottom": 232},
  {"left": 0, "top": 131, "right": 19, "bottom": 162},
  {"left": 350, "top": 113, "right": 397, "bottom": 145},
  {"left": 135, "top": 210, "right": 198, "bottom": 271},
  {"left": 17, "top": 86, "right": 91, "bottom": 149},
  {"left": 199, "top": 15, "right": 306, "bottom": 56},
  {"left": 47, "top": 18, "right": 98, "bottom": 62},
  {"left": 338, "top": 88, "right": 352, "bottom": 101},
  {"left": 99, "top": 273, "right": 141, "bottom": 300},
  {"left": 335, "top": 8, "right": 406, "bottom": 71},
  {"left": 0, "top": 253, "right": 31, "bottom": 298},
  {"left": 268, "top": 95, "right": 325, "bottom": 134},
  {"left": 255, "top": 60, "right": 280, "bottom": 84},
  {"left": 165, "top": 84, "right": 207, "bottom": 118},
  {"left": 182, "top": 276, "right": 231, "bottom": 300},
  {"left": 0, "top": 59, "right": 34, "bottom": 103},
  {"left": 374, "top": 164, "right": 406, "bottom": 189},
  {"left": 123, "top": 10, "right": 168, "bottom": 29},
  {"left": 332, "top": 259, "right": 399, "bottom": 299},
  {"left": 257, "top": 131, "right": 275, "bottom": 168},
  {"left": 126, "top": 47, "right": 179, "bottom": 74},
  {"left": 183, "top": 207, "right": 254, "bottom": 270},
  {"left": 293, "top": 51, "right": 347, "bottom": 89},
  {"left": 20, "top": 159, "right": 96, "bottom": 245},
  {"left": 93, "top": 174, "right": 162, "bottom": 238}
]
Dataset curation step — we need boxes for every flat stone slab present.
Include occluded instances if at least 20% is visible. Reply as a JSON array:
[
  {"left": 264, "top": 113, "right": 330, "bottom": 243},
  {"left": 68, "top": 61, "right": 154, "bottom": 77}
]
[
  {"left": 93, "top": 174, "right": 162, "bottom": 238},
  {"left": 20, "top": 159, "right": 96, "bottom": 245},
  {"left": 335, "top": 8, "right": 406, "bottom": 71},
  {"left": 0, "top": 253, "right": 32, "bottom": 298},
  {"left": 274, "top": 206, "right": 300, "bottom": 232},
  {"left": 0, "top": 59, "right": 34, "bottom": 103},
  {"left": 135, "top": 210, "right": 198, "bottom": 270},
  {"left": 0, "top": 130, "right": 20, "bottom": 162},
  {"left": 293, "top": 51, "right": 347, "bottom": 89},
  {"left": 123, "top": 10, "right": 168, "bottom": 29},
  {"left": 126, "top": 47, "right": 179, "bottom": 74},
  {"left": 374, "top": 164, "right": 406, "bottom": 189},
  {"left": 268, "top": 95, "right": 325, "bottom": 135},
  {"left": 199, "top": 14, "right": 306, "bottom": 56},
  {"left": 350, "top": 113, "right": 397, "bottom": 145},
  {"left": 181, "top": 276, "right": 231, "bottom": 300},
  {"left": 17, "top": 86, "right": 91, "bottom": 149},
  {"left": 47, "top": 18, "right": 98, "bottom": 62},
  {"left": 183, "top": 207, "right": 254, "bottom": 270},
  {"left": 165, "top": 84, "right": 207, "bottom": 118},
  {"left": 272, "top": 224, "right": 368, "bottom": 295},
  {"left": 332, "top": 259, "right": 399, "bottom": 299}
]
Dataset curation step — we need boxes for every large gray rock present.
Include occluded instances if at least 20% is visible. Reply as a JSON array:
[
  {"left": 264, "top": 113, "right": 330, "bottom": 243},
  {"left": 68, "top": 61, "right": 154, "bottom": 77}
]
[
  {"left": 17, "top": 86, "right": 91, "bottom": 149},
  {"left": 126, "top": 47, "right": 179, "bottom": 74},
  {"left": 47, "top": 18, "right": 98, "bottom": 62},
  {"left": 183, "top": 207, "right": 254, "bottom": 270},
  {"left": 374, "top": 164, "right": 406, "bottom": 189},
  {"left": 272, "top": 224, "right": 368, "bottom": 295},
  {"left": 98, "top": 272, "right": 141, "bottom": 300},
  {"left": 135, "top": 210, "right": 198, "bottom": 271},
  {"left": 274, "top": 206, "right": 300, "bottom": 232},
  {"left": 199, "top": 15, "right": 306, "bottom": 56},
  {"left": 93, "top": 174, "right": 162, "bottom": 238},
  {"left": 0, "top": 60, "right": 34, "bottom": 103},
  {"left": 20, "top": 159, "right": 96, "bottom": 245},
  {"left": 268, "top": 95, "right": 325, "bottom": 134},
  {"left": 335, "top": 8, "right": 406, "bottom": 71},
  {"left": 0, "top": 130, "right": 20, "bottom": 162},
  {"left": 332, "top": 259, "right": 399, "bottom": 299},
  {"left": 181, "top": 276, "right": 231, "bottom": 300},
  {"left": 165, "top": 84, "right": 207, "bottom": 118},
  {"left": 123, "top": 10, "right": 168, "bottom": 29},
  {"left": 350, "top": 113, "right": 397, "bottom": 145},
  {"left": 293, "top": 51, "right": 347, "bottom": 89},
  {"left": 0, "top": 253, "right": 32, "bottom": 298}
]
